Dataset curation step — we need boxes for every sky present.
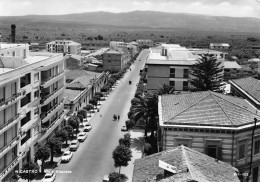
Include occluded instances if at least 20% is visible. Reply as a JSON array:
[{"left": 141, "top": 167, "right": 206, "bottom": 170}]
[{"left": 0, "top": 0, "right": 260, "bottom": 18}]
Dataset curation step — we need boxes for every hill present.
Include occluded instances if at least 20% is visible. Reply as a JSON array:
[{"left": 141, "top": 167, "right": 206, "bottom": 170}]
[{"left": 1, "top": 11, "right": 260, "bottom": 33}]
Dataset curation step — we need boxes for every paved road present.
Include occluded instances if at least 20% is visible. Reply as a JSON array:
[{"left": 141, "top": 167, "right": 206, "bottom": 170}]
[{"left": 55, "top": 49, "right": 149, "bottom": 182}]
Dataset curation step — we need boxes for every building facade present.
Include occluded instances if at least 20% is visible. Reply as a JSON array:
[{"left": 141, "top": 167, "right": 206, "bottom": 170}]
[
  {"left": 0, "top": 43, "right": 67, "bottom": 181},
  {"left": 145, "top": 44, "right": 226, "bottom": 92},
  {"left": 158, "top": 91, "right": 260, "bottom": 182},
  {"left": 46, "top": 40, "right": 81, "bottom": 55},
  {"left": 103, "top": 50, "right": 129, "bottom": 72},
  {"left": 210, "top": 43, "right": 230, "bottom": 50},
  {"left": 136, "top": 39, "right": 154, "bottom": 47}
]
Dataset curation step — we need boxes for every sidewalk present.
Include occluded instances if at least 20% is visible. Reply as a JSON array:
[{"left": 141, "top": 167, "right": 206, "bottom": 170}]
[{"left": 121, "top": 128, "right": 144, "bottom": 182}]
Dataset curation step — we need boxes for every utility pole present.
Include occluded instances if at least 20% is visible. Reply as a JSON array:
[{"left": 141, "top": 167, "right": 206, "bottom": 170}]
[{"left": 247, "top": 118, "right": 258, "bottom": 182}]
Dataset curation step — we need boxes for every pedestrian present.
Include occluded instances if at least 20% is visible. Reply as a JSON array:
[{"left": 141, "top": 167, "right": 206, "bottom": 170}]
[
  {"left": 100, "top": 114, "right": 102, "bottom": 117},
  {"left": 118, "top": 115, "right": 120, "bottom": 120}
]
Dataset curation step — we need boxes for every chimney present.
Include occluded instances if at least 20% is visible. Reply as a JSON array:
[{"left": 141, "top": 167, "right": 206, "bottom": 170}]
[{"left": 11, "top": 24, "right": 16, "bottom": 43}]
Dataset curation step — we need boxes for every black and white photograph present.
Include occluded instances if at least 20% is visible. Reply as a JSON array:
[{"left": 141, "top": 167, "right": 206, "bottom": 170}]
[{"left": 1, "top": 0, "right": 260, "bottom": 182}]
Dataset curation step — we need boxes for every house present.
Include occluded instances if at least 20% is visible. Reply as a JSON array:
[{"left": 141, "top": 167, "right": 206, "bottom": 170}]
[
  {"left": 224, "top": 61, "right": 242, "bottom": 71},
  {"left": 158, "top": 91, "right": 260, "bottom": 182},
  {"left": 64, "top": 70, "right": 108, "bottom": 113},
  {"left": 132, "top": 145, "right": 240, "bottom": 182},
  {"left": 210, "top": 43, "right": 230, "bottom": 50},
  {"left": 46, "top": 40, "right": 81, "bottom": 55},
  {"left": 229, "top": 77, "right": 260, "bottom": 109},
  {"left": 145, "top": 44, "right": 225, "bottom": 92},
  {"left": 0, "top": 43, "right": 67, "bottom": 181}
]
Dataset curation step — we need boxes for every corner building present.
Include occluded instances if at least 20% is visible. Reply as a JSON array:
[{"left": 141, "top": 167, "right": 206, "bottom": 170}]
[{"left": 0, "top": 43, "right": 67, "bottom": 181}]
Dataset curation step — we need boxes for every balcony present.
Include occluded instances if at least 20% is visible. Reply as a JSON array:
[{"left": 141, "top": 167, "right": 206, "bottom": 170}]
[
  {"left": 41, "top": 99, "right": 64, "bottom": 123},
  {"left": 0, "top": 115, "right": 21, "bottom": 136},
  {"left": 40, "top": 85, "right": 65, "bottom": 106},
  {"left": 0, "top": 148, "right": 28, "bottom": 181},
  {"left": 0, "top": 90, "right": 26, "bottom": 111},
  {"left": 41, "top": 71, "right": 65, "bottom": 88},
  {"left": 0, "top": 136, "right": 20, "bottom": 159},
  {"left": 38, "top": 110, "right": 68, "bottom": 143}
]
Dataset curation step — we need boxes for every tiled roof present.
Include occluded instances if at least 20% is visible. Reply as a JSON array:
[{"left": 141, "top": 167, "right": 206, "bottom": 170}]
[
  {"left": 230, "top": 77, "right": 260, "bottom": 103},
  {"left": 69, "top": 76, "right": 94, "bottom": 88},
  {"left": 132, "top": 145, "right": 240, "bottom": 182},
  {"left": 160, "top": 91, "right": 260, "bottom": 127},
  {"left": 64, "top": 89, "right": 83, "bottom": 104},
  {"left": 224, "top": 61, "right": 242, "bottom": 69}
]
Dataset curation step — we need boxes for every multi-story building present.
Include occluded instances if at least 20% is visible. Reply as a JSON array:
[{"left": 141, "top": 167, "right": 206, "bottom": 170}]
[
  {"left": 158, "top": 91, "right": 260, "bottom": 182},
  {"left": 145, "top": 44, "right": 226, "bottom": 92},
  {"left": 0, "top": 43, "right": 67, "bottom": 181},
  {"left": 103, "top": 50, "right": 130, "bottom": 72},
  {"left": 46, "top": 40, "right": 81, "bottom": 55},
  {"left": 136, "top": 39, "right": 154, "bottom": 47}
]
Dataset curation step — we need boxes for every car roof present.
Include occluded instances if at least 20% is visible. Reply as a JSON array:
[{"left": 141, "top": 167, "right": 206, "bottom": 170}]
[{"left": 64, "top": 151, "right": 71, "bottom": 154}]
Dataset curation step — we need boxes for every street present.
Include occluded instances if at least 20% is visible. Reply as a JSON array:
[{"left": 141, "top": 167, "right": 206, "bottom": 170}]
[{"left": 54, "top": 49, "right": 149, "bottom": 182}]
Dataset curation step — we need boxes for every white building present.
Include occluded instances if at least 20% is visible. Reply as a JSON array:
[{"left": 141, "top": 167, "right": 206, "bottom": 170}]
[
  {"left": 136, "top": 39, "right": 154, "bottom": 47},
  {"left": 46, "top": 40, "right": 81, "bottom": 55},
  {"left": 0, "top": 43, "right": 67, "bottom": 181},
  {"left": 210, "top": 43, "right": 230, "bottom": 50}
]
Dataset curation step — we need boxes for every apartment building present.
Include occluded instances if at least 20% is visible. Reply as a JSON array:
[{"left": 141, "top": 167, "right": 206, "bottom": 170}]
[
  {"left": 103, "top": 50, "right": 130, "bottom": 72},
  {"left": 46, "top": 40, "right": 81, "bottom": 55},
  {"left": 109, "top": 41, "right": 138, "bottom": 57},
  {"left": 136, "top": 39, "right": 154, "bottom": 47},
  {"left": 158, "top": 91, "right": 260, "bottom": 182},
  {"left": 0, "top": 43, "right": 67, "bottom": 181},
  {"left": 145, "top": 44, "right": 226, "bottom": 92}
]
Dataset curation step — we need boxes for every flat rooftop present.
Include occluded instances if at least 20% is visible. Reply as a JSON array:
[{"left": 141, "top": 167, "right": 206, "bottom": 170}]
[{"left": 0, "top": 43, "right": 28, "bottom": 50}]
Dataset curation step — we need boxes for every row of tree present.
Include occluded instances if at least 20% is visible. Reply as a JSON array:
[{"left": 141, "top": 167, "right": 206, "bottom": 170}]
[{"left": 110, "top": 133, "right": 132, "bottom": 182}]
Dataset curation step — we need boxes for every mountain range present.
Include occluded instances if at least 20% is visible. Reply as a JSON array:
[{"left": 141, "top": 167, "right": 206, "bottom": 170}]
[{"left": 1, "top": 11, "right": 260, "bottom": 33}]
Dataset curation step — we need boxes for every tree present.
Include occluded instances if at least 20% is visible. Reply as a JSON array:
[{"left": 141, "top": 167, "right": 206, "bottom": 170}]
[
  {"left": 55, "top": 129, "right": 69, "bottom": 144},
  {"left": 190, "top": 54, "right": 224, "bottom": 91},
  {"left": 46, "top": 137, "right": 62, "bottom": 163},
  {"left": 19, "top": 162, "right": 39, "bottom": 182},
  {"left": 78, "top": 109, "right": 87, "bottom": 118},
  {"left": 144, "top": 143, "right": 152, "bottom": 156},
  {"left": 89, "top": 98, "right": 98, "bottom": 108},
  {"left": 68, "top": 115, "right": 80, "bottom": 133},
  {"left": 34, "top": 147, "right": 50, "bottom": 173},
  {"left": 109, "top": 172, "right": 128, "bottom": 182},
  {"left": 119, "top": 133, "right": 131, "bottom": 148},
  {"left": 125, "top": 120, "right": 135, "bottom": 130},
  {"left": 95, "top": 92, "right": 104, "bottom": 97},
  {"left": 112, "top": 145, "right": 132, "bottom": 175},
  {"left": 84, "top": 104, "right": 93, "bottom": 115},
  {"left": 129, "top": 94, "right": 158, "bottom": 137},
  {"left": 157, "top": 84, "right": 175, "bottom": 95},
  {"left": 64, "top": 125, "right": 74, "bottom": 138}
]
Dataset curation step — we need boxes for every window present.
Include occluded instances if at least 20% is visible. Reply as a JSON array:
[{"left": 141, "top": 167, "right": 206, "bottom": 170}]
[
  {"left": 34, "top": 108, "right": 39, "bottom": 116},
  {"left": 255, "top": 140, "right": 260, "bottom": 155},
  {"left": 170, "top": 68, "right": 175, "bottom": 78},
  {"left": 12, "top": 51, "right": 15, "bottom": 57},
  {"left": 21, "top": 93, "right": 31, "bottom": 107},
  {"left": 21, "top": 111, "right": 31, "bottom": 126},
  {"left": 34, "top": 90, "right": 39, "bottom": 99},
  {"left": 253, "top": 167, "right": 259, "bottom": 182},
  {"left": 169, "top": 81, "right": 175, "bottom": 87},
  {"left": 205, "top": 140, "right": 222, "bottom": 159},
  {"left": 183, "top": 69, "right": 189, "bottom": 78},
  {"left": 34, "top": 73, "right": 39, "bottom": 82},
  {"left": 183, "top": 81, "right": 189, "bottom": 91},
  {"left": 238, "top": 143, "right": 246, "bottom": 159},
  {"left": 175, "top": 138, "right": 191, "bottom": 147}
]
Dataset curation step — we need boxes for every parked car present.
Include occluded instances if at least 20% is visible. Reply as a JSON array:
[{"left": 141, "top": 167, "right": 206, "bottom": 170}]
[
  {"left": 70, "top": 140, "right": 80, "bottom": 151},
  {"left": 78, "top": 132, "right": 88, "bottom": 142},
  {"left": 103, "top": 175, "right": 109, "bottom": 182},
  {"left": 83, "top": 123, "right": 92, "bottom": 132},
  {"left": 121, "top": 125, "right": 127, "bottom": 131},
  {"left": 42, "top": 171, "right": 56, "bottom": 182},
  {"left": 61, "top": 151, "right": 73, "bottom": 162}
]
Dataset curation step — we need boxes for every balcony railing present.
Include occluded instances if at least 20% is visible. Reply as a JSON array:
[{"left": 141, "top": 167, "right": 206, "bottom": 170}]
[
  {"left": 41, "top": 85, "right": 64, "bottom": 103},
  {"left": 41, "top": 111, "right": 65, "bottom": 133},
  {"left": 0, "top": 148, "right": 28, "bottom": 180},
  {"left": 0, "top": 136, "right": 19, "bottom": 157},
  {"left": 41, "top": 70, "right": 65, "bottom": 84},
  {"left": 0, "top": 115, "right": 20, "bottom": 131},
  {"left": 41, "top": 99, "right": 64, "bottom": 120},
  {"left": 0, "top": 90, "right": 26, "bottom": 108}
]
